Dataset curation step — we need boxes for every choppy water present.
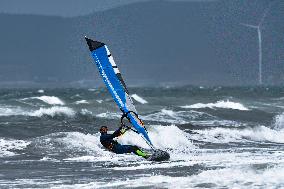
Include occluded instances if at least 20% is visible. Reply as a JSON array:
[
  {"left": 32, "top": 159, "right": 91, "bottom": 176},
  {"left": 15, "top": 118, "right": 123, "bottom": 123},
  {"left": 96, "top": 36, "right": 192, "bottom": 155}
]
[{"left": 0, "top": 86, "right": 284, "bottom": 188}]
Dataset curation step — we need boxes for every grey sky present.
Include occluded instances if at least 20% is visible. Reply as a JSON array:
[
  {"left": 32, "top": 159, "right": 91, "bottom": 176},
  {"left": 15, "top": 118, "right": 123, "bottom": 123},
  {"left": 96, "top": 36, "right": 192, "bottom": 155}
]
[
  {"left": 0, "top": 0, "right": 218, "bottom": 17},
  {"left": 0, "top": 0, "right": 148, "bottom": 17},
  {"left": 0, "top": 0, "right": 283, "bottom": 87}
]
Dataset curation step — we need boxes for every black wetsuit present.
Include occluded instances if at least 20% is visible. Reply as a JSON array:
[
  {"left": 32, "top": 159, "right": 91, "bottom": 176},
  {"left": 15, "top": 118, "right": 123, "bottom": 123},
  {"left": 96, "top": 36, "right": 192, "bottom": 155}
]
[{"left": 100, "top": 127, "right": 140, "bottom": 154}]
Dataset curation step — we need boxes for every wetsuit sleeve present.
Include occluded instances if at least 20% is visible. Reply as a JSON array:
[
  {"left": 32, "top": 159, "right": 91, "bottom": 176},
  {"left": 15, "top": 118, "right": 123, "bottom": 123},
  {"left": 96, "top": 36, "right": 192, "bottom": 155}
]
[{"left": 111, "top": 128, "right": 122, "bottom": 138}]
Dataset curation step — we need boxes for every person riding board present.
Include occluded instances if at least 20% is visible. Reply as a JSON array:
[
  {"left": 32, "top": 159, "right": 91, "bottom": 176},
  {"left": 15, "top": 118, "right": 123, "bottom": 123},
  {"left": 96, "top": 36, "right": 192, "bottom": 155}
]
[{"left": 99, "top": 125, "right": 149, "bottom": 159}]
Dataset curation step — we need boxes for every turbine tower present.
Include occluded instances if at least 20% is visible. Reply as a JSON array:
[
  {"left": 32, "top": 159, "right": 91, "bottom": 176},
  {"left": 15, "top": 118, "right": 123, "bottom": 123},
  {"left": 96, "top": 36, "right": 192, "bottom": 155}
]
[{"left": 241, "top": 3, "right": 273, "bottom": 85}]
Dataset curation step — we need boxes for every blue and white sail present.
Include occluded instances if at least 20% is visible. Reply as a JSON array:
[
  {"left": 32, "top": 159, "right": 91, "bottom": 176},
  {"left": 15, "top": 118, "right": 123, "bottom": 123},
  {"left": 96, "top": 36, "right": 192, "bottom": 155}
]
[{"left": 85, "top": 37, "right": 153, "bottom": 146}]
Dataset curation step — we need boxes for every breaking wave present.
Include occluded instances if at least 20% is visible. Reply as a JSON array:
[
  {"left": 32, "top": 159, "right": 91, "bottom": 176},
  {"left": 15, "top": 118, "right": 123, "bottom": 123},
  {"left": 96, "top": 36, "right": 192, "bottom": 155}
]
[
  {"left": 0, "top": 106, "right": 25, "bottom": 116},
  {"left": 75, "top": 100, "right": 89, "bottom": 104},
  {"left": 181, "top": 100, "right": 249, "bottom": 111},
  {"left": 190, "top": 125, "right": 284, "bottom": 144},
  {"left": 28, "top": 106, "right": 76, "bottom": 117},
  {"left": 37, "top": 89, "right": 44, "bottom": 93},
  {"left": 24, "top": 96, "right": 65, "bottom": 105},
  {"left": 50, "top": 166, "right": 284, "bottom": 189},
  {"left": 118, "top": 125, "right": 194, "bottom": 151},
  {"left": 41, "top": 125, "right": 194, "bottom": 162},
  {"left": 141, "top": 109, "right": 214, "bottom": 124},
  {"left": 0, "top": 138, "right": 30, "bottom": 157},
  {"left": 274, "top": 112, "right": 284, "bottom": 130},
  {"left": 0, "top": 106, "right": 76, "bottom": 118}
]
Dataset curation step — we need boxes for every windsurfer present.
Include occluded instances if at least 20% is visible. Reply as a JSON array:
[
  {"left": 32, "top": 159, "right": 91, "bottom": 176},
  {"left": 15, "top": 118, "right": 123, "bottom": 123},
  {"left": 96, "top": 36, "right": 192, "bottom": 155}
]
[{"left": 99, "top": 126, "right": 149, "bottom": 159}]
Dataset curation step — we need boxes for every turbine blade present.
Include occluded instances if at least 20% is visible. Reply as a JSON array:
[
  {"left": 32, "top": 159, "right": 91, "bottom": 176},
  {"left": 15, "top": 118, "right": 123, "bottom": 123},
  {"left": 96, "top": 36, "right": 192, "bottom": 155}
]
[
  {"left": 240, "top": 23, "right": 259, "bottom": 29},
  {"left": 259, "top": 0, "right": 276, "bottom": 26}
]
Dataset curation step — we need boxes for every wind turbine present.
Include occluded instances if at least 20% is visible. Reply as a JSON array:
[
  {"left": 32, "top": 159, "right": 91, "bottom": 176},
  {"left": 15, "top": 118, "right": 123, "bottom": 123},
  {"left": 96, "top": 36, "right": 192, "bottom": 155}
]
[{"left": 240, "top": 3, "right": 273, "bottom": 85}]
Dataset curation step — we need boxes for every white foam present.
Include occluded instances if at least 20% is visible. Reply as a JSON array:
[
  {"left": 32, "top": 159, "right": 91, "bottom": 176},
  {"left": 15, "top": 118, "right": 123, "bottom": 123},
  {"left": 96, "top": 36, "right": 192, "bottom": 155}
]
[
  {"left": 118, "top": 125, "right": 194, "bottom": 152},
  {"left": 190, "top": 126, "right": 284, "bottom": 144},
  {"left": 142, "top": 109, "right": 187, "bottom": 124},
  {"left": 37, "top": 89, "right": 44, "bottom": 93},
  {"left": 28, "top": 106, "right": 75, "bottom": 117},
  {"left": 141, "top": 109, "right": 213, "bottom": 124},
  {"left": 50, "top": 166, "right": 284, "bottom": 188},
  {"left": 0, "top": 138, "right": 30, "bottom": 157},
  {"left": 28, "top": 96, "right": 65, "bottom": 105},
  {"left": 181, "top": 100, "right": 249, "bottom": 111},
  {"left": 96, "top": 112, "right": 121, "bottom": 119},
  {"left": 0, "top": 105, "right": 76, "bottom": 117},
  {"left": 274, "top": 112, "right": 284, "bottom": 130},
  {"left": 95, "top": 109, "right": 192, "bottom": 124},
  {"left": 39, "top": 157, "right": 58, "bottom": 161},
  {"left": 131, "top": 94, "right": 148, "bottom": 104},
  {"left": 88, "top": 88, "right": 96, "bottom": 91},
  {"left": 96, "top": 100, "right": 103, "bottom": 103},
  {"left": 80, "top": 109, "right": 92, "bottom": 115},
  {"left": 0, "top": 106, "right": 25, "bottom": 116},
  {"left": 75, "top": 100, "right": 89, "bottom": 104},
  {"left": 58, "top": 125, "right": 193, "bottom": 163},
  {"left": 54, "top": 132, "right": 106, "bottom": 155}
]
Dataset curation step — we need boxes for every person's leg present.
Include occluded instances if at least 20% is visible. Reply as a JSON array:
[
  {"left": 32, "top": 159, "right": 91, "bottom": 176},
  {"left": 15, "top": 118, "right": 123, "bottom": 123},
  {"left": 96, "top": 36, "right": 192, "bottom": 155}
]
[
  {"left": 113, "top": 144, "right": 149, "bottom": 158},
  {"left": 131, "top": 146, "right": 149, "bottom": 158}
]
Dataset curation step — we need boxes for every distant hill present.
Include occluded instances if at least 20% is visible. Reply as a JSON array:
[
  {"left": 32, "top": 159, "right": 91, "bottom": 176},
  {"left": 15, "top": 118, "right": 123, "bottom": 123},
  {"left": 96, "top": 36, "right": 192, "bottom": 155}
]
[{"left": 0, "top": 0, "right": 283, "bottom": 87}]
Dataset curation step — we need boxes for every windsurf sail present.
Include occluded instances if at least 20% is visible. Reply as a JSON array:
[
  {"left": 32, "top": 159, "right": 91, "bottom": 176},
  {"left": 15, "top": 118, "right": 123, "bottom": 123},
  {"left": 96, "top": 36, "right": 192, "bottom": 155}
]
[{"left": 85, "top": 37, "right": 153, "bottom": 146}]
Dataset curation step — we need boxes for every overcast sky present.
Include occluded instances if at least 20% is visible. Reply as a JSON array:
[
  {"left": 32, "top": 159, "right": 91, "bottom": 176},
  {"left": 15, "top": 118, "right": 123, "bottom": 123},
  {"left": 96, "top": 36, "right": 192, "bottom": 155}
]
[
  {"left": 0, "top": 0, "right": 282, "bottom": 87},
  {"left": 0, "top": 0, "right": 218, "bottom": 17}
]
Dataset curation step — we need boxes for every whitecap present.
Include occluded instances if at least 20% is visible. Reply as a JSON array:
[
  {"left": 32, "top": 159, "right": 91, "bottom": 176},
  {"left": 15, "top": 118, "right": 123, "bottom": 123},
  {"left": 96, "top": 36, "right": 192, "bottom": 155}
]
[
  {"left": 181, "top": 100, "right": 249, "bottom": 111},
  {"left": 190, "top": 125, "right": 284, "bottom": 144},
  {"left": 80, "top": 109, "right": 92, "bottom": 115},
  {"left": 75, "top": 100, "right": 89, "bottom": 104},
  {"left": 118, "top": 125, "right": 194, "bottom": 151},
  {"left": 96, "top": 100, "right": 103, "bottom": 103},
  {"left": 274, "top": 112, "right": 284, "bottom": 130},
  {"left": 0, "top": 138, "right": 30, "bottom": 157},
  {"left": 37, "top": 89, "right": 44, "bottom": 93},
  {"left": 28, "top": 106, "right": 75, "bottom": 117},
  {"left": 0, "top": 106, "right": 25, "bottom": 116},
  {"left": 141, "top": 109, "right": 213, "bottom": 124},
  {"left": 26, "top": 96, "right": 65, "bottom": 105},
  {"left": 96, "top": 112, "right": 121, "bottom": 119}
]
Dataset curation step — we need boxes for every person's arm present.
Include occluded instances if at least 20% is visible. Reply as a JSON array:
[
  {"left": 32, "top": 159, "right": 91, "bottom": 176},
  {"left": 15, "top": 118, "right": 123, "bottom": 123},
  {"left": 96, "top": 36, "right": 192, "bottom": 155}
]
[
  {"left": 111, "top": 126, "right": 130, "bottom": 138},
  {"left": 111, "top": 127, "right": 123, "bottom": 138}
]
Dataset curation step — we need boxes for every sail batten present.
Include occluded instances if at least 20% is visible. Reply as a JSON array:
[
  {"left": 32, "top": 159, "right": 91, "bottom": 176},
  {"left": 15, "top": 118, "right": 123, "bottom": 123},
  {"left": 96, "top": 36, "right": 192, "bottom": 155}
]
[{"left": 85, "top": 37, "right": 152, "bottom": 146}]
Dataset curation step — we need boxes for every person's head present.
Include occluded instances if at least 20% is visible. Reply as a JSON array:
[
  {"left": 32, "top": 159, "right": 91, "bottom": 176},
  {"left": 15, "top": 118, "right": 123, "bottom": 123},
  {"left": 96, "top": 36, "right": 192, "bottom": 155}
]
[{"left": 100, "top": 126, "right": 108, "bottom": 134}]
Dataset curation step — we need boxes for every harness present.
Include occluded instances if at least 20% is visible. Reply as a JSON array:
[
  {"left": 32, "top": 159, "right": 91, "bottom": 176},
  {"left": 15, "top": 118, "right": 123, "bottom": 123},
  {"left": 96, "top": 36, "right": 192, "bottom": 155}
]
[{"left": 101, "top": 140, "right": 118, "bottom": 151}]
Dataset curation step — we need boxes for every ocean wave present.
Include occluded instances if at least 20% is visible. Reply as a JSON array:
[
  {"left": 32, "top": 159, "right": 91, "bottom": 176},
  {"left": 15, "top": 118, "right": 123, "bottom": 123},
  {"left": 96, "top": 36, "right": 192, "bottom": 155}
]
[
  {"left": 31, "top": 132, "right": 108, "bottom": 159},
  {"left": 190, "top": 125, "right": 284, "bottom": 144},
  {"left": 96, "top": 112, "right": 121, "bottom": 119},
  {"left": 0, "top": 106, "right": 26, "bottom": 116},
  {"left": 80, "top": 109, "right": 92, "bottom": 115},
  {"left": 181, "top": 100, "right": 249, "bottom": 111},
  {"left": 118, "top": 125, "right": 194, "bottom": 151},
  {"left": 28, "top": 106, "right": 75, "bottom": 117},
  {"left": 75, "top": 100, "right": 89, "bottom": 104},
  {"left": 95, "top": 109, "right": 214, "bottom": 124},
  {"left": 190, "top": 120, "right": 246, "bottom": 127},
  {"left": 274, "top": 112, "right": 284, "bottom": 130},
  {"left": 0, "top": 105, "right": 76, "bottom": 118},
  {"left": 50, "top": 166, "right": 284, "bottom": 189},
  {"left": 41, "top": 125, "right": 194, "bottom": 162},
  {"left": 0, "top": 138, "right": 30, "bottom": 157},
  {"left": 142, "top": 109, "right": 187, "bottom": 124},
  {"left": 131, "top": 94, "right": 148, "bottom": 104},
  {"left": 141, "top": 109, "right": 214, "bottom": 124},
  {"left": 23, "top": 96, "right": 65, "bottom": 105},
  {"left": 37, "top": 89, "right": 44, "bottom": 93}
]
